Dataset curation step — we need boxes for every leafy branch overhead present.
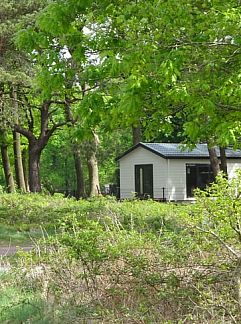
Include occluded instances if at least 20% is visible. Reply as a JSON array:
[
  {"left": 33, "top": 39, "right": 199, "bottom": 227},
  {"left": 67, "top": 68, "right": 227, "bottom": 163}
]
[{"left": 16, "top": 0, "right": 241, "bottom": 145}]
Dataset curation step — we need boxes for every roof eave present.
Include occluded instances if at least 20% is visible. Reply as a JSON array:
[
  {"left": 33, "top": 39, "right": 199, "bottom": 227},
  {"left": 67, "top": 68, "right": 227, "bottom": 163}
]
[
  {"left": 166, "top": 155, "right": 241, "bottom": 159},
  {"left": 116, "top": 142, "right": 167, "bottom": 161},
  {"left": 116, "top": 143, "right": 241, "bottom": 161}
]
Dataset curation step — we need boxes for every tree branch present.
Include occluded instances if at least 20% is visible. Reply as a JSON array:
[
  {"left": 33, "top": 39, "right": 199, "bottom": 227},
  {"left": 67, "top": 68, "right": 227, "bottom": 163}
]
[
  {"left": 46, "top": 121, "right": 67, "bottom": 140},
  {"left": 195, "top": 226, "right": 240, "bottom": 258},
  {"left": 14, "top": 124, "right": 36, "bottom": 141}
]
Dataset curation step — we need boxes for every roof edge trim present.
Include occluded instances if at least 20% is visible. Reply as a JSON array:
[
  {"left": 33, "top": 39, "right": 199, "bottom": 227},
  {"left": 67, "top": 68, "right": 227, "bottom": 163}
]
[{"left": 116, "top": 142, "right": 167, "bottom": 161}]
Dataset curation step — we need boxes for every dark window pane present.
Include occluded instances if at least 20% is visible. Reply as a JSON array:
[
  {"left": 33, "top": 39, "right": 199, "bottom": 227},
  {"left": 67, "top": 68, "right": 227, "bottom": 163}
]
[
  {"left": 186, "top": 164, "right": 214, "bottom": 197},
  {"left": 186, "top": 164, "right": 197, "bottom": 197}
]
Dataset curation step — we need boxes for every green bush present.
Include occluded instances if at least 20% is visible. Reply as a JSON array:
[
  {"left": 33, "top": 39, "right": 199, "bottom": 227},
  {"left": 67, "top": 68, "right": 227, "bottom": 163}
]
[
  {"left": 0, "top": 193, "right": 186, "bottom": 235},
  {"left": 1, "top": 183, "right": 241, "bottom": 322}
]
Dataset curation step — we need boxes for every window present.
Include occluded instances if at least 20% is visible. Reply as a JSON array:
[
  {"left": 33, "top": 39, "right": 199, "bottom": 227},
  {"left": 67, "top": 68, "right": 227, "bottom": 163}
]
[{"left": 186, "top": 164, "right": 214, "bottom": 197}]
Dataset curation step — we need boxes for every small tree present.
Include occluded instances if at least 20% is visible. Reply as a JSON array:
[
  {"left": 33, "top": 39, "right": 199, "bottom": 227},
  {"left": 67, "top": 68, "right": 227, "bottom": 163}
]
[{"left": 186, "top": 171, "right": 241, "bottom": 309}]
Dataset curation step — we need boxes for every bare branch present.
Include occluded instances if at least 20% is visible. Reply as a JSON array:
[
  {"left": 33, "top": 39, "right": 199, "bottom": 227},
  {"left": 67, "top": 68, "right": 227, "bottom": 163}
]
[
  {"left": 46, "top": 121, "right": 67, "bottom": 139},
  {"left": 195, "top": 226, "right": 240, "bottom": 258}
]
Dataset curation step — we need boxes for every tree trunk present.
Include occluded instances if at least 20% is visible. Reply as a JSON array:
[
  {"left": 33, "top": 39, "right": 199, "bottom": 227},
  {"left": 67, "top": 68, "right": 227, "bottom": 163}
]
[
  {"left": 132, "top": 123, "right": 142, "bottom": 146},
  {"left": 11, "top": 86, "right": 26, "bottom": 192},
  {"left": 13, "top": 99, "right": 67, "bottom": 193},
  {"left": 220, "top": 147, "right": 228, "bottom": 176},
  {"left": 73, "top": 144, "right": 86, "bottom": 199},
  {"left": 64, "top": 157, "right": 70, "bottom": 197},
  {"left": 13, "top": 131, "right": 26, "bottom": 192},
  {"left": 208, "top": 147, "right": 220, "bottom": 178},
  {"left": 22, "top": 147, "right": 29, "bottom": 191},
  {"left": 87, "top": 154, "right": 100, "bottom": 197},
  {"left": 87, "top": 133, "right": 101, "bottom": 197},
  {"left": 0, "top": 131, "right": 15, "bottom": 193},
  {"left": 29, "top": 142, "right": 41, "bottom": 192}
]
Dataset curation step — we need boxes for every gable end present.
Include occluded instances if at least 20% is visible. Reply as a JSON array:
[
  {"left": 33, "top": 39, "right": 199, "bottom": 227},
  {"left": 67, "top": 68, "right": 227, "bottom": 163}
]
[{"left": 116, "top": 143, "right": 167, "bottom": 161}]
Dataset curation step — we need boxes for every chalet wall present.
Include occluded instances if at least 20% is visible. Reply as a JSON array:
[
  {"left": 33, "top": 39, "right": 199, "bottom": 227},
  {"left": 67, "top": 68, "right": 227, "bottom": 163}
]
[
  {"left": 227, "top": 160, "right": 241, "bottom": 178},
  {"left": 167, "top": 159, "right": 241, "bottom": 200},
  {"left": 119, "top": 149, "right": 241, "bottom": 201},
  {"left": 119, "top": 147, "right": 167, "bottom": 199},
  {"left": 167, "top": 158, "right": 210, "bottom": 201}
]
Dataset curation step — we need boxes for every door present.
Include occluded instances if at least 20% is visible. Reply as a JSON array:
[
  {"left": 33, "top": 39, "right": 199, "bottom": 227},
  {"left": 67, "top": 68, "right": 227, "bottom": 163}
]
[{"left": 135, "top": 164, "right": 153, "bottom": 198}]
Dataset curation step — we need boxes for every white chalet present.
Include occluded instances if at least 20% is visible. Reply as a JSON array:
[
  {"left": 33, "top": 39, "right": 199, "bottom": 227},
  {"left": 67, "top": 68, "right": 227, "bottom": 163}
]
[{"left": 117, "top": 143, "right": 241, "bottom": 201}]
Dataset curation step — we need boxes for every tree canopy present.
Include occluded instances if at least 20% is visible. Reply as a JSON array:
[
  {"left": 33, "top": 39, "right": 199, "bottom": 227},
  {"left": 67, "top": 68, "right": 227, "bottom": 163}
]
[{"left": 0, "top": 0, "right": 241, "bottom": 193}]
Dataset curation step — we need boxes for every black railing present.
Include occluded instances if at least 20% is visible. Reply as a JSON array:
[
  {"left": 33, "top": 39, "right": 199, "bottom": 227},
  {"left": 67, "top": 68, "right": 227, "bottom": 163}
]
[{"left": 104, "top": 186, "right": 167, "bottom": 202}]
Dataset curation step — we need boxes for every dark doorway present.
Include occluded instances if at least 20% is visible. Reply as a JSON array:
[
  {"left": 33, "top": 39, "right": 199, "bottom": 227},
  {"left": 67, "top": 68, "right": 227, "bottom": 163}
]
[
  {"left": 135, "top": 164, "right": 153, "bottom": 198},
  {"left": 186, "top": 164, "right": 214, "bottom": 197}
]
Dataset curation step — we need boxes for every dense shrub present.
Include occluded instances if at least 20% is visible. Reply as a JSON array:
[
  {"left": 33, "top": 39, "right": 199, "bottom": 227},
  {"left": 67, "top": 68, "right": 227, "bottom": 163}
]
[
  {"left": 13, "top": 215, "right": 237, "bottom": 323},
  {"left": 0, "top": 193, "right": 185, "bottom": 233},
  {"left": 1, "top": 175, "right": 241, "bottom": 322}
]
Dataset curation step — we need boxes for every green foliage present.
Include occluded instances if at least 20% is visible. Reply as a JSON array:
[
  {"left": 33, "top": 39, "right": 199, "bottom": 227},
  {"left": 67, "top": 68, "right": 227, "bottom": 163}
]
[
  {"left": 0, "top": 0, "right": 47, "bottom": 83},
  {"left": 2, "top": 0, "right": 241, "bottom": 319},
  {"left": 0, "top": 193, "right": 184, "bottom": 232},
  {"left": 0, "top": 285, "right": 46, "bottom": 323},
  {"left": 40, "top": 130, "right": 77, "bottom": 193},
  {"left": 185, "top": 171, "right": 241, "bottom": 251},
  {"left": 0, "top": 224, "right": 32, "bottom": 245},
  {"left": 25, "top": 0, "right": 241, "bottom": 145},
  {"left": 0, "top": 192, "right": 240, "bottom": 322}
]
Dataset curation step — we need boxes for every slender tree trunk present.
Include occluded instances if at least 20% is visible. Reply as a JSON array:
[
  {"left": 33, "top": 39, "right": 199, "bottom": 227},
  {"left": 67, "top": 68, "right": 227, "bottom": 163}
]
[
  {"left": 0, "top": 131, "right": 15, "bottom": 193},
  {"left": 87, "top": 133, "right": 101, "bottom": 197},
  {"left": 73, "top": 144, "right": 86, "bottom": 199},
  {"left": 64, "top": 157, "right": 70, "bottom": 196},
  {"left": 22, "top": 147, "right": 29, "bottom": 191},
  {"left": 220, "top": 147, "right": 228, "bottom": 176},
  {"left": 208, "top": 147, "right": 220, "bottom": 178},
  {"left": 12, "top": 86, "right": 26, "bottom": 192},
  {"left": 87, "top": 153, "right": 100, "bottom": 197},
  {"left": 29, "top": 142, "right": 41, "bottom": 192},
  {"left": 13, "top": 131, "right": 26, "bottom": 192},
  {"left": 13, "top": 132, "right": 19, "bottom": 187},
  {"left": 132, "top": 123, "right": 142, "bottom": 146}
]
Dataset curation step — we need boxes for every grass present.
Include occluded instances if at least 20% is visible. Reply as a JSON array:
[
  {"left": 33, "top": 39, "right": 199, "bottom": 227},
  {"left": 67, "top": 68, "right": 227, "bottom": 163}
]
[
  {"left": 0, "top": 283, "right": 47, "bottom": 323},
  {"left": 0, "top": 194, "right": 190, "bottom": 323},
  {"left": 0, "top": 193, "right": 186, "bottom": 246},
  {"left": 0, "top": 224, "right": 33, "bottom": 245}
]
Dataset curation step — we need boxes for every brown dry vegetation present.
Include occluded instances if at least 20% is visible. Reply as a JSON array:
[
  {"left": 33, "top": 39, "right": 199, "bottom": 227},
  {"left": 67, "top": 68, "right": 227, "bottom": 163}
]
[{"left": 1, "top": 176, "right": 241, "bottom": 323}]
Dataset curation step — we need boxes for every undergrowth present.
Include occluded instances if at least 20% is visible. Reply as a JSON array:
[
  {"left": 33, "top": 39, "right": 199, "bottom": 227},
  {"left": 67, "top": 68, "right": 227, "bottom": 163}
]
[{"left": 1, "top": 175, "right": 241, "bottom": 323}]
